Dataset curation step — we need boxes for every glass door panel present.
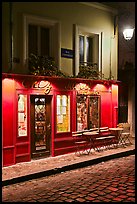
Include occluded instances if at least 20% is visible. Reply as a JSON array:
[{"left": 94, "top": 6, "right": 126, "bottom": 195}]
[{"left": 35, "top": 98, "right": 46, "bottom": 151}]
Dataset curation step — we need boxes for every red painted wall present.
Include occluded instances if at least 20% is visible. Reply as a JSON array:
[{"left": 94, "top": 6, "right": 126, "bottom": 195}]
[
  {"left": 101, "top": 92, "right": 112, "bottom": 127},
  {"left": 2, "top": 78, "right": 16, "bottom": 166},
  {"left": 93, "top": 84, "right": 113, "bottom": 127},
  {"left": 112, "top": 84, "right": 118, "bottom": 127}
]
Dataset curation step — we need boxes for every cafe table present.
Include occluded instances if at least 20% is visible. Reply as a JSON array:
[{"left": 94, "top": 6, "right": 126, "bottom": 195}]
[
  {"left": 82, "top": 131, "right": 99, "bottom": 152},
  {"left": 109, "top": 127, "right": 124, "bottom": 147}
]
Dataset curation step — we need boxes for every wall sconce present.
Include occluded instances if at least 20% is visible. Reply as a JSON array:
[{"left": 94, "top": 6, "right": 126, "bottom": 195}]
[
  {"left": 123, "top": 28, "right": 134, "bottom": 40},
  {"left": 114, "top": 9, "right": 135, "bottom": 41}
]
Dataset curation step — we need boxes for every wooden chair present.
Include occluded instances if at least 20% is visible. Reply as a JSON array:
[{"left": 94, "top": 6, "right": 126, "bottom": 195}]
[
  {"left": 72, "top": 131, "right": 89, "bottom": 155},
  {"left": 118, "top": 123, "right": 132, "bottom": 146},
  {"left": 95, "top": 127, "right": 116, "bottom": 150}
]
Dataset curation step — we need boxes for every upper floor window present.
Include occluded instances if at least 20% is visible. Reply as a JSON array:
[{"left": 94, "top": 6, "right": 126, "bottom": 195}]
[
  {"left": 74, "top": 25, "right": 102, "bottom": 76},
  {"left": 23, "top": 14, "right": 61, "bottom": 70},
  {"left": 79, "top": 33, "right": 99, "bottom": 67},
  {"left": 28, "top": 24, "right": 50, "bottom": 57}
]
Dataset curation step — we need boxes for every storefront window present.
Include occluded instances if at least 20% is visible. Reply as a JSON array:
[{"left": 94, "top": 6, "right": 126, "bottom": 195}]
[
  {"left": 89, "top": 96, "right": 100, "bottom": 129},
  {"left": 18, "top": 94, "right": 27, "bottom": 136},
  {"left": 77, "top": 95, "right": 100, "bottom": 131},
  {"left": 77, "top": 95, "right": 88, "bottom": 131},
  {"left": 56, "top": 95, "right": 70, "bottom": 132}
]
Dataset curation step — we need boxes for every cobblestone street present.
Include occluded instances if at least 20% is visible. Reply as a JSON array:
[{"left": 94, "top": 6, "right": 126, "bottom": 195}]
[{"left": 2, "top": 155, "right": 135, "bottom": 202}]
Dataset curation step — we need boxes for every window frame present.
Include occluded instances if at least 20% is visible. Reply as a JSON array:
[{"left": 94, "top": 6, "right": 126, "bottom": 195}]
[
  {"left": 28, "top": 24, "right": 50, "bottom": 57},
  {"left": 74, "top": 24, "right": 102, "bottom": 76},
  {"left": 23, "top": 14, "right": 61, "bottom": 71},
  {"left": 76, "top": 94, "right": 101, "bottom": 131}
]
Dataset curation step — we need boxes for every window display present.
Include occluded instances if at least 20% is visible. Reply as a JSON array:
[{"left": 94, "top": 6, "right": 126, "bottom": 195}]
[
  {"left": 77, "top": 95, "right": 88, "bottom": 131},
  {"left": 89, "top": 96, "right": 100, "bottom": 129},
  {"left": 18, "top": 94, "right": 27, "bottom": 136},
  {"left": 56, "top": 95, "right": 70, "bottom": 132},
  {"left": 77, "top": 95, "right": 100, "bottom": 131}
]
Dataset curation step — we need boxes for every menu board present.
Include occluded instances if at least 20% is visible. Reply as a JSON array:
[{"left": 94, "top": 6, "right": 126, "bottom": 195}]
[
  {"left": 56, "top": 95, "right": 70, "bottom": 132},
  {"left": 18, "top": 94, "right": 27, "bottom": 136}
]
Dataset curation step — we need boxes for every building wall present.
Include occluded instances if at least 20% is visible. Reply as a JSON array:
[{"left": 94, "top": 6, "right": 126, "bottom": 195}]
[{"left": 2, "top": 2, "right": 118, "bottom": 79}]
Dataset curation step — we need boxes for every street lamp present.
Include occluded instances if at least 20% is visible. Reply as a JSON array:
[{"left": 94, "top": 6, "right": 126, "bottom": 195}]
[{"left": 123, "top": 28, "right": 134, "bottom": 40}]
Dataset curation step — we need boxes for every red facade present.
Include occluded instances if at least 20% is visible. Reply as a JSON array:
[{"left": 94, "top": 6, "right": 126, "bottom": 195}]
[{"left": 2, "top": 73, "right": 119, "bottom": 167}]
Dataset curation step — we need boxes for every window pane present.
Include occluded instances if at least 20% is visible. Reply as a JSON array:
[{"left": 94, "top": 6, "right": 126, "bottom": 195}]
[
  {"left": 78, "top": 32, "right": 99, "bottom": 69},
  {"left": 79, "top": 35, "right": 84, "bottom": 63},
  {"left": 89, "top": 96, "right": 100, "bottom": 129},
  {"left": 41, "top": 27, "right": 50, "bottom": 56},
  {"left": 86, "top": 37, "right": 93, "bottom": 64},
  {"left": 56, "top": 95, "right": 70, "bottom": 132},
  {"left": 76, "top": 95, "right": 100, "bottom": 130},
  {"left": 18, "top": 94, "right": 27, "bottom": 136},
  {"left": 77, "top": 95, "right": 88, "bottom": 131},
  {"left": 28, "top": 24, "right": 38, "bottom": 55}
]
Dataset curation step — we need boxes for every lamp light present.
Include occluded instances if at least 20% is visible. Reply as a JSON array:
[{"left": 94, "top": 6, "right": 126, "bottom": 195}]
[{"left": 123, "top": 28, "right": 134, "bottom": 40}]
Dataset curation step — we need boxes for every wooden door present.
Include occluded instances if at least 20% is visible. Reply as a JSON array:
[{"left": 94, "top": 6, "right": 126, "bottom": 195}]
[{"left": 30, "top": 95, "right": 52, "bottom": 158}]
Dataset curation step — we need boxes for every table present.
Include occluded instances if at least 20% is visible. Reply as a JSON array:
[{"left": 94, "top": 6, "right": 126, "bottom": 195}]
[
  {"left": 82, "top": 131, "right": 99, "bottom": 152},
  {"left": 109, "top": 127, "right": 124, "bottom": 147}
]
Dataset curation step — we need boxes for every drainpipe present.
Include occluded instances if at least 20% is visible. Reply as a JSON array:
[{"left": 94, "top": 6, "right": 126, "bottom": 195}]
[{"left": 9, "top": 2, "right": 13, "bottom": 72}]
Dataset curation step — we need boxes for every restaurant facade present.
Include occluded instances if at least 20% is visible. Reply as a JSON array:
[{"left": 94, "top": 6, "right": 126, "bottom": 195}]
[{"left": 2, "top": 73, "right": 119, "bottom": 166}]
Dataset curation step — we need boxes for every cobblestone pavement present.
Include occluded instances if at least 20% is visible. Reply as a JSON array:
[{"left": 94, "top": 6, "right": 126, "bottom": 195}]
[{"left": 2, "top": 155, "right": 135, "bottom": 202}]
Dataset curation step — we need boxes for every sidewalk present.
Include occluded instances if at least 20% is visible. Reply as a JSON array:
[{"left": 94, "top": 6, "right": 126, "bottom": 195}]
[{"left": 2, "top": 138, "right": 135, "bottom": 187}]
